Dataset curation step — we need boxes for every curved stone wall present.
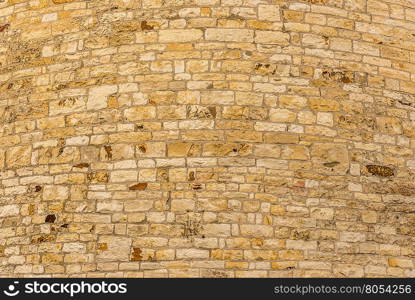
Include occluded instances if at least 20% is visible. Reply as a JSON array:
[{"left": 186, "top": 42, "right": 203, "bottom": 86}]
[{"left": 1, "top": 0, "right": 415, "bottom": 277}]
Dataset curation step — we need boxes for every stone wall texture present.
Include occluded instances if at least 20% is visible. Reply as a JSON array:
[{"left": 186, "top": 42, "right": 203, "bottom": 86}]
[{"left": 1, "top": 0, "right": 415, "bottom": 278}]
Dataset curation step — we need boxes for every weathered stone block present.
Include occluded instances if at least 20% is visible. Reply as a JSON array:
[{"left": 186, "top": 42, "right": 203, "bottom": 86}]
[
  {"left": 258, "top": 5, "right": 280, "bottom": 21},
  {"left": 97, "top": 236, "right": 132, "bottom": 262},
  {"left": 205, "top": 29, "right": 254, "bottom": 42},
  {"left": 6, "top": 146, "right": 31, "bottom": 168},
  {"left": 310, "top": 143, "right": 349, "bottom": 175},
  {"left": 87, "top": 85, "right": 118, "bottom": 111},
  {"left": 159, "top": 29, "right": 203, "bottom": 43},
  {"left": 255, "top": 31, "right": 290, "bottom": 45},
  {"left": 124, "top": 106, "right": 156, "bottom": 121}
]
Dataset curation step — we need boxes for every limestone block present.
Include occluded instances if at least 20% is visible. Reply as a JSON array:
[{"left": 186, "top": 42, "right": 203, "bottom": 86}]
[
  {"left": 97, "top": 236, "right": 132, "bottom": 262},
  {"left": 6, "top": 146, "right": 32, "bottom": 168},
  {"left": 159, "top": 30, "right": 203, "bottom": 43},
  {"left": 205, "top": 29, "right": 254, "bottom": 42},
  {"left": 87, "top": 85, "right": 117, "bottom": 110},
  {"left": 258, "top": 5, "right": 280, "bottom": 21},
  {"left": 310, "top": 143, "right": 349, "bottom": 175}
]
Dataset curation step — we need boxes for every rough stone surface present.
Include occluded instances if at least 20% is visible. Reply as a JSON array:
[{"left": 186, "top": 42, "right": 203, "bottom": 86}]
[{"left": 0, "top": 0, "right": 415, "bottom": 278}]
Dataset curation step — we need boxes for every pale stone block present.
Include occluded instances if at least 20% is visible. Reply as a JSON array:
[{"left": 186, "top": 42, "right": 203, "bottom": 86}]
[
  {"left": 159, "top": 29, "right": 203, "bottom": 42},
  {"left": 87, "top": 85, "right": 117, "bottom": 110},
  {"left": 258, "top": 5, "right": 280, "bottom": 21}
]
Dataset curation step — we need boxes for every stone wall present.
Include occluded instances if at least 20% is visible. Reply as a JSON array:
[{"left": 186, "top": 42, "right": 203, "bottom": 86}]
[{"left": 1, "top": 0, "right": 415, "bottom": 277}]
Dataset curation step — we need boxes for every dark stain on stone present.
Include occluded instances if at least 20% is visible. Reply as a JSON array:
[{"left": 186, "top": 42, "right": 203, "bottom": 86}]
[
  {"left": 366, "top": 165, "right": 395, "bottom": 177},
  {"left": 31, "top": 235, "right": 55, "bottom": 244},
  {"left": 208, "top": 106, "right": 217, "bottom": 118},
  {"left": 45, "top": 214, "right": 56, "bottom": 223},
  {"left": 87, "top": 171, "right": 109, "bottom": 183},
  {"left": 104, "top": 145, "right": 112, "bottom": 159},
  {"left": 55, "top": 84, "right": 67, "bottom": 90},
  {"left": 322, "top": 70, "right": 353, "bottom": 83},
  {"left": 291, "top": 229, "right": 310, "bottom": 240},
  {"left": 73, "top": 163, "right": 89, "bottom": 168},
  {"left": 323, "top": 161, "right": 340, "bottom": 168},
  {"left": 397, "top": 99, "right": 415, "bottom": 108},
  {"left": 341, "top": 76, "right": 352, "bottom": 83},
  {"left": 0, "top": 23, "right": 9, "bottom": 33},
  {"left": 192, "top": 183, "right": 202, "bottom": 190},
  {"left": 35, "top": 185, "right": 42, "bottom": 192},
  {"left": 140, "top": 21, "right": 154, "bottom": 30},
  {"left": 129, "top": 183, "right": 148, "bottom": 191},
  {"left": 158, "top": 168, "right": 169, "bottom": 182},
  {"left": 28, "top": 204, "right": 35, "bottom": 215},
  {"left": 183, "top": 217, "right": 201, "bottom": 238},
  {"left": 138, "top": 145, "right": 146, "bottom": 153},
  {"left": 98, "top": 243, "right": 108, "bottom": 251},
  {"left": 166, "top": 191, "right": 171, "bottom": 207},
  {"left": 58, "top": 98, "right": 76, "bottom": 107},
  {"left": 255, "top": 63, "right": 278, "bottom": 75},
  {"left": 131, "top": 248, "right": 142, "bottom": 261},
  {"left": 188, "top": 171, "right": 195, "bottom": 181},
  {"left": 228, "top": 13, "right": 245, "bottom": 20}
]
